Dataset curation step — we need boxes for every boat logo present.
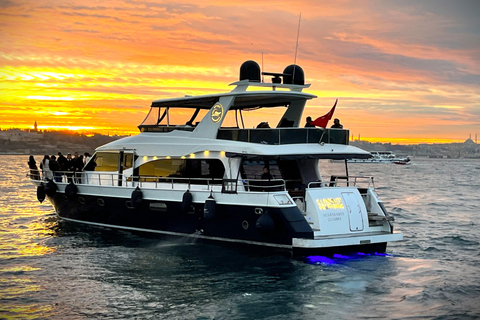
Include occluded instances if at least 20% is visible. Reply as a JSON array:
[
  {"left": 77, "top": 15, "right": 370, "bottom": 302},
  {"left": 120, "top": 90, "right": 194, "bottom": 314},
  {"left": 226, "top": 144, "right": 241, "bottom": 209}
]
[{"left": 211, "top": 103, "right": 223, "bottom": 123}]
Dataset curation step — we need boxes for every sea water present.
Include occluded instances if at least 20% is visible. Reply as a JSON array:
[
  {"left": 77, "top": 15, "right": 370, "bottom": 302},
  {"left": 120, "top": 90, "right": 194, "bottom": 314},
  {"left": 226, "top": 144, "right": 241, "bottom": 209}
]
[{"left": 0, "top": 155, "right": 479, "bottom": 319}]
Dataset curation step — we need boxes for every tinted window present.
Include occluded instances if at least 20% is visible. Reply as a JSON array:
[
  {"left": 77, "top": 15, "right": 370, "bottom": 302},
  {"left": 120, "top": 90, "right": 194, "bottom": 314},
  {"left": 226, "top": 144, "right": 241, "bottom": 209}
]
[
  {"left": 93, "top": 152, "right": 118, "bottom": 171},
  {"left": 138, "top": 159, "right": 225, "bottom": 180}
]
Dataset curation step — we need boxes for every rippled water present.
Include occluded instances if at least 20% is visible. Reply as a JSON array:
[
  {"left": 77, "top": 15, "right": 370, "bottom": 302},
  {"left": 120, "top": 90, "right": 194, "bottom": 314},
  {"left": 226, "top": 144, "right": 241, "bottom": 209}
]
[{"left": 1, "top": 155, "right": 479, "bottom": 319}]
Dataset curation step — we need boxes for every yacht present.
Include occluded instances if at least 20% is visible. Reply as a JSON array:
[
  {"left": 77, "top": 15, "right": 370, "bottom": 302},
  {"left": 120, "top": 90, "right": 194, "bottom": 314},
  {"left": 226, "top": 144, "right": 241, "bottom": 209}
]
[{"left": 31, "top": 61, "right": 403, "bottom": 256}]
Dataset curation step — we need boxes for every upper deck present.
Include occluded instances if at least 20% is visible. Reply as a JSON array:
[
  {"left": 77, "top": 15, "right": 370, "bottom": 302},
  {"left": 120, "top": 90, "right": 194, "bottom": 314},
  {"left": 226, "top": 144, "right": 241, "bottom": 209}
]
[
  {"left": 139, "top": 125, "right": 349, "bottom": 145},
  {"left": 136, "top": 61, "right": 349, "bottom": 145}
]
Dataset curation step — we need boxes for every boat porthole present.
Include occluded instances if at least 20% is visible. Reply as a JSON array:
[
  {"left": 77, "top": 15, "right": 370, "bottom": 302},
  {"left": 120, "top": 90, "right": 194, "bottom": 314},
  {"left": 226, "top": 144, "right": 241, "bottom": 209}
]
[
  {"left": 255, "top": 208, "right": 263, "bottom": 215},
  {"left": 242, "top": 220, "right": 249, "bottom": 230},
  {"left": 78, "top": 197, "right": 86, "bottom": 205},
  {"left": 97, "top": 198, "right": 105, "bottom": 206},
  {"left": 126, "top": 201, "right": 133, "bottom": 209}
]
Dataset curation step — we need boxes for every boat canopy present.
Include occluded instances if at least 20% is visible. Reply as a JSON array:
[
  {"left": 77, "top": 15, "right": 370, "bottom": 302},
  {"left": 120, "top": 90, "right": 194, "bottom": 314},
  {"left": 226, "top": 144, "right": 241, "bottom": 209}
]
[
  {"left": 226, "top": 152, "right": 370, "bottom": 160},
  {"left": 150, "top": 91, "right": 316, "bottom": 110}
]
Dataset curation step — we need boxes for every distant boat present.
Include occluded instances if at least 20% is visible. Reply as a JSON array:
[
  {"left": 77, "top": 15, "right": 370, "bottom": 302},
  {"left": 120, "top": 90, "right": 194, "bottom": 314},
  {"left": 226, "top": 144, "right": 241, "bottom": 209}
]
[
  {"left": 394, "top": 158, "right": 411, "bottom": 165},
  {"left": 348, "top": 151, "right": 408, "bottom": 163}
]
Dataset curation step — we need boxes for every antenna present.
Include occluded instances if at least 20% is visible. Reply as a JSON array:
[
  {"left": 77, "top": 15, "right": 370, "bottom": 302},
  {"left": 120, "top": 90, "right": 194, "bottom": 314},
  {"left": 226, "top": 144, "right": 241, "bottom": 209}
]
[{"left": 293, "top": 13, "right": 302, "bottom": 81}]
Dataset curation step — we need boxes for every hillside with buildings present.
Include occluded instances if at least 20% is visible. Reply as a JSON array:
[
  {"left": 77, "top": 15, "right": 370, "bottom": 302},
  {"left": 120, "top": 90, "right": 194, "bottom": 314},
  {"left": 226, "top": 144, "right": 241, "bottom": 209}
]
[
  {"left": 0, "top": 127, "right": 126, "bottom": 156},
  {"left": 1, "top": 127, "right": 478, "bottom": 158},
  {"left": 351, "top": 136, "right": 479, "bottom": 159}
]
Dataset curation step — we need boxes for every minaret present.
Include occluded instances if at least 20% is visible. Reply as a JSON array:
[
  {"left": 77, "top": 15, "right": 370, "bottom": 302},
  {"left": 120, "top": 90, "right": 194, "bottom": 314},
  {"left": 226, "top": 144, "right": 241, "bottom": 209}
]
[{"left": 34, "top": 121, "right": 38, "bottom": 132}]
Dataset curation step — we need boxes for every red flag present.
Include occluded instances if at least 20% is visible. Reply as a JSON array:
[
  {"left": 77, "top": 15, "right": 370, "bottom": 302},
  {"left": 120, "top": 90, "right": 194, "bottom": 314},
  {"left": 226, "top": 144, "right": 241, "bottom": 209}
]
[{"left": 311, "top": 99, "right": 338, "bottom": 128}]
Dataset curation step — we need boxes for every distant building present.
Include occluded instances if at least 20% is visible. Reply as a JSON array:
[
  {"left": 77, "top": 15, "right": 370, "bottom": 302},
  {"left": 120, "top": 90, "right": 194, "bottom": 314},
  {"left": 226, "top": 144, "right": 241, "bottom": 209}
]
[
  {"left": 0, "top": 128, "right": 43, "bottom": 142},
  {"left": 464, "top": 137, "right": 476, "bottom": 145}
]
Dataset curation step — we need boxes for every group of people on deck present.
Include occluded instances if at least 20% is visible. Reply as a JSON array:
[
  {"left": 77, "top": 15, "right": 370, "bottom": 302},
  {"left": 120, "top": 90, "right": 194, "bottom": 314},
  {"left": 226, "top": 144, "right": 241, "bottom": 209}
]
[
  {"left": 305, "top": 117, "right": 343, "bottom": 129},
  {"left": 28, "top": 152, "right": 93, "bottom": 182}
]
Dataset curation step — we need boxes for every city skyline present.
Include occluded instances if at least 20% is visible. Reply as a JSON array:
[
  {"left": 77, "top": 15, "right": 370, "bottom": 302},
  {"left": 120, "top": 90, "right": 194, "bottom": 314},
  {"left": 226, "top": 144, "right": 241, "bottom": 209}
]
[{"left": 1, "top": 0, "right": 479, "bottom": 144}]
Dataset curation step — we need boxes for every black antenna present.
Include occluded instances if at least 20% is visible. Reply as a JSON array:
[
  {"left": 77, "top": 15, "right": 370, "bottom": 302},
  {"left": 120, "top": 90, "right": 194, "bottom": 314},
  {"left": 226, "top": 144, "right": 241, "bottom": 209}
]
[{"left": 293, "top": 13, "right": 302, "bottom": 81}]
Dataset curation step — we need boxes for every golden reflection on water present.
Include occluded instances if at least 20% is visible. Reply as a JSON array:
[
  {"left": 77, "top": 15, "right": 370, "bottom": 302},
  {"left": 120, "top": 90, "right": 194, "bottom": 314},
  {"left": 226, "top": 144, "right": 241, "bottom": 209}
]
[
  {"left": 0, "top": 305, "right": 53, "bottom": 320},
  {"left": 0, "top": 156, "right": 58, "bottom": 319},
  {"left": 0, "top": 218, "right": 56, "bottom": 259},
  {"left": 0, "top": 282, "right": 42, "bottom": 298},
  {"left": 0, "top": 266, "right": 41, "bottom": 273}
]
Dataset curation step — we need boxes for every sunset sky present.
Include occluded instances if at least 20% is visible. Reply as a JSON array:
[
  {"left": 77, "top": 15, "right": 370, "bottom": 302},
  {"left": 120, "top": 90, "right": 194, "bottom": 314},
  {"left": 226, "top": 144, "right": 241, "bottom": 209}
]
[{"left": 1, "top": 0, "right": 479, "bottom": 144}]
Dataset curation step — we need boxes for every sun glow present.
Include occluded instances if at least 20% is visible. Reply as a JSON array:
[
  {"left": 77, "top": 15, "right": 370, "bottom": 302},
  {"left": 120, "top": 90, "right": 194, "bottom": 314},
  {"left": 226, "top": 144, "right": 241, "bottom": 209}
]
[
  {"left": 26, "top": 96, "right": 75, "bottom": 101},
  {"left": 355, "top": 137, "right": 468, "bottom": 145}
]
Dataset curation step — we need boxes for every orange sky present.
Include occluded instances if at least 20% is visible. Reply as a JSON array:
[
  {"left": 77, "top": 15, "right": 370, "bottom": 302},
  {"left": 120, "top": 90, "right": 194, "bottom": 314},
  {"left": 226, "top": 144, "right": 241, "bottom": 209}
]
[{"left": 1, "top": 0, "right": 479, "bottom": 144}]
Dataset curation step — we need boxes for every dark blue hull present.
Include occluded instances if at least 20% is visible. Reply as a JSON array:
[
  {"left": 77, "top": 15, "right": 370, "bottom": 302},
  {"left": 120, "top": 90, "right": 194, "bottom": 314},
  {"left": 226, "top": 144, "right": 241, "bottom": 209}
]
[
  {"left": 46, "top": 192, "right": 390, "bottom": 256},
  {"left": 48, "top": 192, "right": 313, "bottom": 248}
]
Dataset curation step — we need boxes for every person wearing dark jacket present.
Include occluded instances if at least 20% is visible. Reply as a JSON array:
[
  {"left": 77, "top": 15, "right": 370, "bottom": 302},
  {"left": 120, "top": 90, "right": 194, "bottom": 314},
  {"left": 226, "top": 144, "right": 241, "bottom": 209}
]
[
  {"left": 74, "top": 154, "right": 84, "bottom": 183},
  {"left": 74, "top": 155, "right": 84, "bottom": 172},
  {"left": 57, "top": 152, "right": 67, "bottom": 171},
  {"left": 27, "top": 155, "right": 40, "bottom": 180},
  {"left": 331, "top": 118, "right": 343, "bottom": 129},
  {"left": 49, "top": 155, "right": 61, "bottom": 182},
  {"left": 65, "top": 153, "right": 74, "bottom": 183},
  {"left": 305, "top": 116, "right": 315, "bottom": 127}
]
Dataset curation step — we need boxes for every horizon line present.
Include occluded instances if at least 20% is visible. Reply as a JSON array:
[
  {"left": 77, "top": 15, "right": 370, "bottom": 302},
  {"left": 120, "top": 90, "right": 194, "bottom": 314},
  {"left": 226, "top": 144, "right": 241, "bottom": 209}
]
[{"left": 1, "top": 126, "right": 477, "bottom": 146}]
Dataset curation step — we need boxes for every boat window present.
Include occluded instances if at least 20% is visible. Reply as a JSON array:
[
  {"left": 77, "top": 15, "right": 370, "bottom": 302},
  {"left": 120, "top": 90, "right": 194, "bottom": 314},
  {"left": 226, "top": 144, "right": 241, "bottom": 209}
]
[
  {"left": 318, "top": 159, "right": 346, "bottom": 181},
  {"left": 240, "top": 160, "right": 282, "bottom": 179},
  {"left": 277, "top": 160, "right": 303, "bottom": 190},
  {"left": 93, "top": 152, "right": 119, "bottom": 172},
  {"left": 122, "top": 153, "right": 133, "bottom": 170},
  {"left": 138, "top": 159, "right": 225, "bottom": 181},
  {"left": 140, "top": 107, "right": 209, "bottom": 127}
]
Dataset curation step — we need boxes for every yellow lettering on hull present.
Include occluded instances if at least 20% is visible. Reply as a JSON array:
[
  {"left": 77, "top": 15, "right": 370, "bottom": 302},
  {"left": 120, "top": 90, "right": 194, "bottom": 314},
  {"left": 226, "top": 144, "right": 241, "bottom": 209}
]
[{"left": 316, "top": 197, "right": 344, "bottom": 210}]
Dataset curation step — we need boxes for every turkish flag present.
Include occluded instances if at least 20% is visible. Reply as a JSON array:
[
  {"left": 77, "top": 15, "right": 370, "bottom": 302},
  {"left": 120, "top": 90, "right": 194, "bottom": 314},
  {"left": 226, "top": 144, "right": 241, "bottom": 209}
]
[{"left": 311, "top": 99, "right": 338, "bottom": 128}]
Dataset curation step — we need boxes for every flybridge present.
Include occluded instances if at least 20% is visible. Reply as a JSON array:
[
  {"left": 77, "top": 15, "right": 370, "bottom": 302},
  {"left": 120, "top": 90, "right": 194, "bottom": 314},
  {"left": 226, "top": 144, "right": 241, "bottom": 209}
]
[
  {"left": 139, "top": 60, "right": 318, "bottom": 134},
  {"left": 137, "top": 61, "right": 350, "bottom": 145}
]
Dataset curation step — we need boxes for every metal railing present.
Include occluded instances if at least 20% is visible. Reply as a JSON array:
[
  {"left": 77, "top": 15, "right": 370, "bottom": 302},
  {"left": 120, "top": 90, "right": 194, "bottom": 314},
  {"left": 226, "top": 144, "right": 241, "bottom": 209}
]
[
  {"left": 317, "top": 175, "right": 375, "bottom": 188},
  {"left": 217, "top": 127, "right": 349, "bottom": 145},
  {"left": 28, "top": 170, "right": 373, "bottom": 192}
]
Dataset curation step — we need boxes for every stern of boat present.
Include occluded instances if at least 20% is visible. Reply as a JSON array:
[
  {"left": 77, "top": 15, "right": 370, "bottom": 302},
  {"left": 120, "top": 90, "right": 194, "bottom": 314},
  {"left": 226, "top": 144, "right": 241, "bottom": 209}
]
[{"left": 291, "top": 185, "right": 403, "bottom": 255}]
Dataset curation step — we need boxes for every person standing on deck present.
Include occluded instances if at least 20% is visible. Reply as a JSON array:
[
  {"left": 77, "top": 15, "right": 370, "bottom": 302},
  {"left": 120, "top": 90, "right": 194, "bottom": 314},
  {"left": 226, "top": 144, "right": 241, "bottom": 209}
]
[{"left": 40, "top": 155, "right": 52, "bottom": 180}]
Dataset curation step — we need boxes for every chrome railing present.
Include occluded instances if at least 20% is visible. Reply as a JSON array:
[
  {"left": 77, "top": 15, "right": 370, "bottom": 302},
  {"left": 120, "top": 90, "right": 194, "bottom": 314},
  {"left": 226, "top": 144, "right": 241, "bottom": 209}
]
[
  {"left": 314, "top": 175, "right": 375, "bottom": 188},
  {"left": 29, "top": 170, "right": 373, "bottom": 192}
]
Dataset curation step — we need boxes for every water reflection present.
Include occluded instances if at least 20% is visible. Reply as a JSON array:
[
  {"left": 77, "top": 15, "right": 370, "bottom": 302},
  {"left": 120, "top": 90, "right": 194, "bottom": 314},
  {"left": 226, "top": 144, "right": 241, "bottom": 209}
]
[
  {"left": 0, "top": 156, "right": 57, "bottom": 319},
  {"left": 1, "top": 155, "right": 480, "bottom": 319}
]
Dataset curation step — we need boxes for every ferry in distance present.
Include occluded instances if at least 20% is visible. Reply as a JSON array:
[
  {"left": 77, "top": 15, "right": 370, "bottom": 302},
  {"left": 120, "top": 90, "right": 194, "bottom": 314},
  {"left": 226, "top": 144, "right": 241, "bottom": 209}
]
[
  {"left": 30, "top": 60, "right": 403, "bottom": 256},
  {"left": 348, "top": 151, "right": 410, "bottom": 164}
]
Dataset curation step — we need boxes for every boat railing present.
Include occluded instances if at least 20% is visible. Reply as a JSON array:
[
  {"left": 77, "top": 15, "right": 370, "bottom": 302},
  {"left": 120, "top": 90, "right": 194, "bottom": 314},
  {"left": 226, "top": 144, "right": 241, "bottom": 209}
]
[
  {"left": 242, "top": 179, "right": 286, "bottom": 192},
  {"left": 29, "top": 171, "right": 287, "bottom": 193},
  {"left": 29, "top": 171, "right": 372, "bottom": 192},
  {"left": 217, "top": 127, "right": 349, "bottom": 145},
  {"left": 81, "top": 173, "right": 225, "bottom": 189},
  {"left": 320, "top": 175, "right": 375, "bottom": 188}
]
